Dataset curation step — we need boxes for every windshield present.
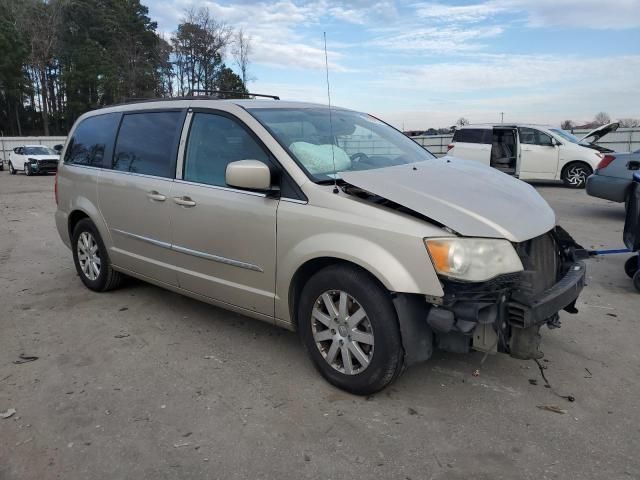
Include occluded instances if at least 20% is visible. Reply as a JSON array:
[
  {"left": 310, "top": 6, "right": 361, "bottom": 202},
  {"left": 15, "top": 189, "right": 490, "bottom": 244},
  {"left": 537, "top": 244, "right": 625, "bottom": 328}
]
[
  {"left": 24, "top": 146, "right": 58, "bottom": 156},
  {"left": 549, "top": 129, "right": 581, "bottom": 144},
  {"left": 248, "top": 107, "right": 435, "bottom": 182}
]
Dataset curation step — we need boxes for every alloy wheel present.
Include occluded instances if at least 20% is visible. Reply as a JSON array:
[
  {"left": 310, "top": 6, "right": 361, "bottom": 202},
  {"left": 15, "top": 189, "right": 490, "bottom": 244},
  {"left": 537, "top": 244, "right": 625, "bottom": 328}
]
[
  {"left": 565, "top": 165, "right": 588, "bottom": 187},
  {"left": 311, "top": 290, "right": 374, "bottom": 375},
  {"left": 77, "top": 231, "right": 101, "bottom": 281}
]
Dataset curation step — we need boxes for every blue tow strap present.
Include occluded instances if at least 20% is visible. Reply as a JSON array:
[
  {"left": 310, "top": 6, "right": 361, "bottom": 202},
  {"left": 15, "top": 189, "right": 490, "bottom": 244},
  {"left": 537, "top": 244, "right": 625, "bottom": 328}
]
[{"left": 590, "top": 248, "right": 632, "bottom": 256}]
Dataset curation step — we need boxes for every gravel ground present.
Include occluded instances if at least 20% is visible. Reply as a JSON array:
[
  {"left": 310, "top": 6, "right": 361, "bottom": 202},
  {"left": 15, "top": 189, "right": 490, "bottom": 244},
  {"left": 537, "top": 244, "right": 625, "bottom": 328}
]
[{"left": 1, "top": 169, "right": 639, "bottom": 480}]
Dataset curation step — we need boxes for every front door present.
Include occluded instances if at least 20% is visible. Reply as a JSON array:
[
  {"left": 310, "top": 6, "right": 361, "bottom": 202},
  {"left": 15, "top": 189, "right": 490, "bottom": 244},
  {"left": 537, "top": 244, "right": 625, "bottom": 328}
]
[
  {"left": 98, "top": 110, "right": 185, "bottom": 285},
  {"left": 518, "top": 127, "right": 559, "bottom": 180},
  {"left": 170, "top": 111, "right": 279, "bottom": 316}
]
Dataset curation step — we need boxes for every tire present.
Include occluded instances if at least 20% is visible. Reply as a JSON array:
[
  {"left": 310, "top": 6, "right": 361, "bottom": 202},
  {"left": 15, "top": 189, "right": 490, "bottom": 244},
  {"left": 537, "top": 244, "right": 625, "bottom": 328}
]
[
  {"left": 297, "top": 264, "right": 404, "bottom": 395},
  {"left": 561, "top": 162, "right": 592, "bottom": 188},
  {"left": 0, "top": 163, "right": 3, "bottom": 171},
  {"left": 625, "top": 256, "right": 639, "bottom": 279},
  {"left": 24, "top": 164, "right": 32, "bottom": 176},
  {"left": 634, "top": 271, "right": 640, "bottom": 293},
  {"left": 72, "top": 218, "right": 123, "bottom": 292},
  {"left": 9, "top": 162, "right": 16, "bottom": 175}
]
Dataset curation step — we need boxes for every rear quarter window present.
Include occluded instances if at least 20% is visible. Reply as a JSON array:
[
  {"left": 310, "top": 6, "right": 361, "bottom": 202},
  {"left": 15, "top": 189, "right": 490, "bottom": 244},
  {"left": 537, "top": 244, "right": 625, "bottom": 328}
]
[
  {"left": 453, "top": 128, "right": 491, "bottom": 144},
  {"left": 112, "top": 111, "right": 184, "bottom": 178},
  {"left": 64, "top": 113, "right": 121, "bottom": 167}
]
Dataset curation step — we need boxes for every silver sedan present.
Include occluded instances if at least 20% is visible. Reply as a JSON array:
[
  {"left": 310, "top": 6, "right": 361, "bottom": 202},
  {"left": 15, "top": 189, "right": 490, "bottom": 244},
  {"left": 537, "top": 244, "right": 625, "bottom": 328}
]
[{"left": 586, "top": 149, "right": 640, "bottom": 207}]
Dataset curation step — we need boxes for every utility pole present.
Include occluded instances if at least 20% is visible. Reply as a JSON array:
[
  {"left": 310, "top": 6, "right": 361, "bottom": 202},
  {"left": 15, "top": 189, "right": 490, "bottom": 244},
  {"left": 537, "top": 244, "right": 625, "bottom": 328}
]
[{"left": 500, "top": 112, "right": 504, "bottom": 123}]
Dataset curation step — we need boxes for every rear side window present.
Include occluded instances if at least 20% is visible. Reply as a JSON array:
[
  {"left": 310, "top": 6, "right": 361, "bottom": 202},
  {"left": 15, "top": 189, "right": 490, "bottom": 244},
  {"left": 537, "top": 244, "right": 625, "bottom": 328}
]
[
  {"left": 65, "top": 113, "right": 120, "bottom": 167},
  {"left": 453, "top": 128, "right": 491, "bottom": 144},
  {"left": 113, "top": 111, "right": 183, "bottom": 178}
]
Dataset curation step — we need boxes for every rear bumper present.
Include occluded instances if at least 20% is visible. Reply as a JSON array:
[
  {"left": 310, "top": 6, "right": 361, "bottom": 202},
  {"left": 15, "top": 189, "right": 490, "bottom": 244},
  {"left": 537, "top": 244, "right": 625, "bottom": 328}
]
[
  {"left": 507, "top": 261, "right": 586, "bottom": 329},
  {"left": 586, "top": 174, "right": 630, "bottom": 203}
]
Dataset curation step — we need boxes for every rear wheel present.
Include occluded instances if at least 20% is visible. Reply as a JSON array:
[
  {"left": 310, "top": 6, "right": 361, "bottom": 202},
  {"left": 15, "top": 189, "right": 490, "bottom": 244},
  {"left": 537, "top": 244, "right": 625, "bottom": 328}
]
[
  {"left": 561, "top": 162, "right": 592, "bottom": 188},
  {"left": 72, "top": 218, "right": 123, "bottom": 292},
  {"left": 634, "top": 271, "right": 640, "bottom": 293},
  {"left": 297, "top": 264, "right": 404, "bottom": 395},
  {"left": 9, "top": 162, "right": 16, "bottom": 175}
]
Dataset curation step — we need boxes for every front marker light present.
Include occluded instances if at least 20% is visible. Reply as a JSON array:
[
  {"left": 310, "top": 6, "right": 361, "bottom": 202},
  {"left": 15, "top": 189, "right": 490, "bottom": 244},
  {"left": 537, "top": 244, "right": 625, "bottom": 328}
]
[{"left": 425, "top": 237, "right": 523, "bottom": 282}]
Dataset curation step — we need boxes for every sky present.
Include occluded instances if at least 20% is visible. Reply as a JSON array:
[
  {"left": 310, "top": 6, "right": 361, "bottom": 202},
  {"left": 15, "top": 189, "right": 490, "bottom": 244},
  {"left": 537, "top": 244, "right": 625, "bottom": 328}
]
[{"left": 145, "top": 0, "right": 640, "bottom": 130}]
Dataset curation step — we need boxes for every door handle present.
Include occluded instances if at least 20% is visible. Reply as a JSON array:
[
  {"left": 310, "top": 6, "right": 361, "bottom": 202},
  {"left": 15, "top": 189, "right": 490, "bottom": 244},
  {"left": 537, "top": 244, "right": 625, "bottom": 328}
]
[
  {"left": 147, "top": 190, "right": 166, "bottom": 202},
  {"left": 173, "top": 196, "right": 196, "bottom": 207},
  {"left": 522, "top": 148, "right": 532, "bottom": 152}
]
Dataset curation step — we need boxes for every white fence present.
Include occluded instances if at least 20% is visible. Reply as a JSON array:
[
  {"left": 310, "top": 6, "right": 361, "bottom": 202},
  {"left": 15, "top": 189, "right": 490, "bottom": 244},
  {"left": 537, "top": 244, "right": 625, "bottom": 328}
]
[
  {"left": 0, "top": 136, "right": 66, "bottom": 162},
  {"left": 412, "top": 128, "right": 640, "bottom": 157}
]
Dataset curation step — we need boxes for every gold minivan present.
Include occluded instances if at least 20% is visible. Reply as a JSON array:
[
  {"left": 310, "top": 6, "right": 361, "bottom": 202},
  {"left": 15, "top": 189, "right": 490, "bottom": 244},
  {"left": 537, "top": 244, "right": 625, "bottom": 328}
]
[{"left": 55, "top": 96, "right": 586, "bottom": 394}]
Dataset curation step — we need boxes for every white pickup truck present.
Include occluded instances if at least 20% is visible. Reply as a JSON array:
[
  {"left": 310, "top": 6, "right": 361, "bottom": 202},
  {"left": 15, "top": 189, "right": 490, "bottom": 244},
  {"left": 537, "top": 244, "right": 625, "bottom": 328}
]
[{"left": 8, "top": 145, "right": 60, "bottom": 176}]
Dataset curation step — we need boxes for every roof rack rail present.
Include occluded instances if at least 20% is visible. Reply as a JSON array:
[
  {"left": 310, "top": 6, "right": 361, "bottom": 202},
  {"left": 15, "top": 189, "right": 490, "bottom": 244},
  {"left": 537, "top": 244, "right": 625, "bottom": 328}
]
[{"left": 188, "top": 89, "right": 280, "bottom": 100}]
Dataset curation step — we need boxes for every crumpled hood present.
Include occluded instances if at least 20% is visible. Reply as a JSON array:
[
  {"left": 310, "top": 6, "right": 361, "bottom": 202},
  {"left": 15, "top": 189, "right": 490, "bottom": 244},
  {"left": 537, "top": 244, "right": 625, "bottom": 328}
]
[{"left": 341, "top": 157, "right": 556, "bottom": 242}]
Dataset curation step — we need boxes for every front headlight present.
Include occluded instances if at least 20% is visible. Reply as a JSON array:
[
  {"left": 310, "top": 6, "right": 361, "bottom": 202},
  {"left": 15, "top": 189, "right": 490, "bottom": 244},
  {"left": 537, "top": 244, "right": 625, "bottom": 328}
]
[
  {"left": 425, "top": 237, "right": 523, "bottom": 282},
  {"left": 28, "top": 158, "right": 38, "bottom": 163}
]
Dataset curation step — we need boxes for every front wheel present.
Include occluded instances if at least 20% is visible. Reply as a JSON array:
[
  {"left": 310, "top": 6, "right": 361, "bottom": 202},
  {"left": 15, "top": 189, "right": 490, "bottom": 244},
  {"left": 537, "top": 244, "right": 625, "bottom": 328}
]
[
  {"left": 297, "top": 264, "right": 404, "bottom": 395},
  {"left": 24, "top": 164, "right": 32, "bottom": 176},
  {"left": 562, "top": 162, "right": 592, "bottom": 188}
]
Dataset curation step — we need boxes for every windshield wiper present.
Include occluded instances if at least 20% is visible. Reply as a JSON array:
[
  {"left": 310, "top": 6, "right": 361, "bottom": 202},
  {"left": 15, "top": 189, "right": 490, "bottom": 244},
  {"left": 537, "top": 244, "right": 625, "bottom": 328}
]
[{"left": 316, "top": 178, "right": 345, "bottom": 185}]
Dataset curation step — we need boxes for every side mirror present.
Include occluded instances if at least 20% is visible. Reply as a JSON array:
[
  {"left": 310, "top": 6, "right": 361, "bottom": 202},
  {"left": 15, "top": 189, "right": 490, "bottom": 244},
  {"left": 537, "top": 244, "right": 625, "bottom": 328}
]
[
  {"left": 549, "top": 138, "right": 560, "bottom": 147},
  {"left": 226, "top": 160, "right": 272, "bottom": 191}
]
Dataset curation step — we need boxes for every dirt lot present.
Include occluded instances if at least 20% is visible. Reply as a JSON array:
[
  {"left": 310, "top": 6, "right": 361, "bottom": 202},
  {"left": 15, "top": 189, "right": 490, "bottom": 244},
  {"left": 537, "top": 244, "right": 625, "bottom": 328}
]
[{"left": 1, "top": 168, "right": 639, "bottom": 480}]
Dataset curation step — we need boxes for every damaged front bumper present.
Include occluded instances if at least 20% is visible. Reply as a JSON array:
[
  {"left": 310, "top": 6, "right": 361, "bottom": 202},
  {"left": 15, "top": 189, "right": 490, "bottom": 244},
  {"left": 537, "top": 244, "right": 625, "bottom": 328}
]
[
  {"left": 396, "top": 227, "right": 587, "bottom": 365},
  {"left": 505, "top": 260, "right": 585, "bottom": 360},
  {"left": 507, "top": 261, "right": 585, "bottom": 329}
]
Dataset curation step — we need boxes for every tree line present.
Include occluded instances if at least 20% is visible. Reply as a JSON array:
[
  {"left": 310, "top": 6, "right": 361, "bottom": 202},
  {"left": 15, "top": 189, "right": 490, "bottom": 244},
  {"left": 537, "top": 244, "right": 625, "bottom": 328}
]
[
  {"left": 0, "top": 0, "right": 252, "bottom": 137},
  {"left": 561, "top": 112, "right": 640, "bottom": 130}
]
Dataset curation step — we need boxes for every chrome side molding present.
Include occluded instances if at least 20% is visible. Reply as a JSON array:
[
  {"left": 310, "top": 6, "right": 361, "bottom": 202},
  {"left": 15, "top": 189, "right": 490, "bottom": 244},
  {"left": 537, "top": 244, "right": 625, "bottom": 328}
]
[{"left": 111, "top": 228, "right": 263, "bottom": 273}]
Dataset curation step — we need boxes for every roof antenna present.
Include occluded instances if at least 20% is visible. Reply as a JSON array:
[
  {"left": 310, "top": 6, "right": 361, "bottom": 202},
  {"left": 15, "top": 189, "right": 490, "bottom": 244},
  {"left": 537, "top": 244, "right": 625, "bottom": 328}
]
[{"left": 323, "top": 32, "right": 339, "bottom": 194}]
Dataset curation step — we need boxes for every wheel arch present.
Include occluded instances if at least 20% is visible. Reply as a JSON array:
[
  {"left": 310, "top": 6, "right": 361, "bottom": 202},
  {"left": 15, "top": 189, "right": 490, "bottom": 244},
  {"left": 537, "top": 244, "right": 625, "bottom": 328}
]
[
  {"left": 561, "top": 160, "right": 593, "bottom": 178},
  {"left": 68, "top": 209, "right": 91, "bottom": 240},
  {"left": 560, "top": 160, "right": 593, "bottom": 187},
  {"left": 288, "top": 257, "right": 390, "bottom": 329},
  {"left": 287, "top": 257, "right": 435, "bottom": 367},
  {"left": 66, "top": 199, "right": 111, "bottom": 249}
]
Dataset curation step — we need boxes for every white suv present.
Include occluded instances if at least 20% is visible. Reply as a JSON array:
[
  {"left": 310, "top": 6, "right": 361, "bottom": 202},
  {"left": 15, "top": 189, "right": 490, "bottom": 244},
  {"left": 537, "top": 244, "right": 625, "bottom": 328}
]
[
  {"left": 8, "top": 145, "right": 60, "bottom": 175},
  {"left": 448, "top": 123, "right": 618, "bottom": 188}
]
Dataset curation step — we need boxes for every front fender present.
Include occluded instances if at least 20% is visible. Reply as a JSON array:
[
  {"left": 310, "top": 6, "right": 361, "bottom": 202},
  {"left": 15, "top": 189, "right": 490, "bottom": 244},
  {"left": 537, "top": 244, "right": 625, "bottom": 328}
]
[
  {"left": 289, "top": 232, "right": 430, "bottom": 291},
  {"left": 275, "top": 231, "right": 443, "bottom": 322},
  {"left": 10, "top": 156, "right": 25, "bottom": 169}
]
